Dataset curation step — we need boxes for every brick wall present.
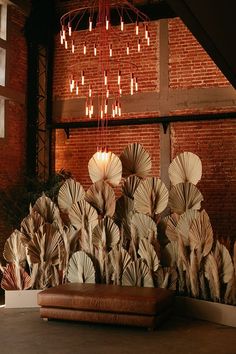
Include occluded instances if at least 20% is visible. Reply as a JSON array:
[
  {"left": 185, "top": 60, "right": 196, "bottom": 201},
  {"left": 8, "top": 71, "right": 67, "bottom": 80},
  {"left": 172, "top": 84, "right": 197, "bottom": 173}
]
[
  {"left": 53, "top": 9, "right": 236, "bottom": 245},
  {"left": 0, "top": 5, "right": 27, "bottom": 262}
]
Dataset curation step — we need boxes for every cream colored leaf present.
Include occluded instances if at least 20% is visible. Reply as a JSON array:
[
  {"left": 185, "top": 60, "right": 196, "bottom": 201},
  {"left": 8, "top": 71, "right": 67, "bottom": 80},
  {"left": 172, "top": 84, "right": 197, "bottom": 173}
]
[
  {"left": 214, "top": 241, "right": 234, "bottom": 283},
  {"left": 205, "top": 252, "right": 220, "bottom": 301},
  {"left": 134, "top": 177, "right": 169, "bottom": 217},
  {"left": 67, "top": 251, "right": 95, "bottom": 283},
  {"left": 189, "top": 250, "right": 199, "bottom": 298},
  {"left": 20, "top": 211, "right": 45, "bottom": 241},
  {"left": 131, "top": 213, "right": 157, "bottom": 239},
  {"left": 163, "top": 241, "right": 178, "bottom": 267},
  {"left": 168, "top": 182, "right": 203, "bottom": 214},
  {"left": 1, "top": 264, "right": 31, "bottom": 290},
  {"left": 3, "top": 230, "right": 26, "bottom": 265},
  {"left": 58, "top": 178, "right": 85, "bottom": 213},
  {"left": 27, "top": 223, "right": 63, "bottom": 265},
  {"left": 85, "top": 181, "right": 116, "bottom": 217},
  {"left": 164, "top": 213, "right": 180, "bottom": 242},
  {"left": 120, "top": 143, "right": 152, "bottom": 178},
  {"left": 32, "top": 194, "right": 62, "bottom": 225},
  {"left": 138, "top": 238, "right": 159, "bottom": 272},
  {"left": 122, "top": 175, "right": 141, "bottom": 198},
  {"left": 92, "top": 217, "right": 120, "bottom": 251},
  {"left": 189, "top": 210, "right": 213, "bottom": 259},
  {"left": 122, "top": 259, "right": 154, "bottom": 287},
  {"left": 68, "top": 200, "right": 98, "bottom": 232},
  {"left": 108, "top": 246, "right": 132, "bottom": 285},
  {"left": 176, "top": 210, "right": 199, "bottom": 246},
  {"left": 168, "top": 152, "right": 202, "bottom": 186},
  {"left": 88, "top": 151, "right": 122, "bottom": 187}
]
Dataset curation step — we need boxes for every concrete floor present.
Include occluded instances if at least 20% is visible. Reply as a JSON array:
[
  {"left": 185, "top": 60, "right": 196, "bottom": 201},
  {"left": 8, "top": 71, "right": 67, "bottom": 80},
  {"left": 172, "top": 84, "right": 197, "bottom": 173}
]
[{"left": 0, "top": 305, "right": 236, "bottom": 354}]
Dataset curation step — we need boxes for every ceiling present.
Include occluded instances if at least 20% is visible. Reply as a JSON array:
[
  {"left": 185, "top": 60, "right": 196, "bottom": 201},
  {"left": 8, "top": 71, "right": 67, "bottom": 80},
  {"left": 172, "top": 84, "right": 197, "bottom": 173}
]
[{"left": 12, "top": 0, "right": 236, "bottom": 89}]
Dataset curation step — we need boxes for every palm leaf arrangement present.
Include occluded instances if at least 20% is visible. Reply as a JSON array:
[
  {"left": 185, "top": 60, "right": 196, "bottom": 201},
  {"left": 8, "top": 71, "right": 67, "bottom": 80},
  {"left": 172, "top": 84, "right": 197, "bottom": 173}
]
[{"left": 1, "top": 147, "right": 235, "bottom": 305}]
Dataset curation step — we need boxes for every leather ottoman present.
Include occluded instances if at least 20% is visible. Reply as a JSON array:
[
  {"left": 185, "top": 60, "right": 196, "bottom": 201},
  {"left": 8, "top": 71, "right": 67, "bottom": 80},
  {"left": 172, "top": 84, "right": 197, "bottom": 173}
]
[{"left": 38, "top": 283, "right": 174, "bottom": 329}]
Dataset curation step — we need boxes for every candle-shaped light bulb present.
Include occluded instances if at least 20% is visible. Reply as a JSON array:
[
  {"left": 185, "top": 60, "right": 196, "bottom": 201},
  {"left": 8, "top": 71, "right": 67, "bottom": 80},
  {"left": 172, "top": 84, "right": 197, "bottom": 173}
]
[
  {"left": 89, "top": 17, "right": 92, "bottom": 31},
  {"left": 65, "top": 40, "right": 68, "bottom": 49},
  {"left": 126, "top": 42, "right": 130, "bottom": 55},
  {"left": 131, "top": 73, "right": 134, "bottom": 95},
  {"left": 68, "top": 22, "right": 72, "bottom": 36},
  {"left": 104, "top": 99, "right": 108, "bottom": 114},
  {"left": 81, "top": 71, "right": 85, "bottom": 85},
  {"left": 109, "top": 44, "right": 112, "bottom": 57},
  {"left": 89, "top": 84, "right": 92, "bottom": 97},
  {"left": 62, "top": 25, "right": 66, "bottom": 39},
  {"left": 135, "top": 21, "right": 139, "bottom": 35},
  {"left": 76, "top": 83, "right": 79, "bottom": 95},
  {"left": 72, "top": 40, "right": 75, "bottom": 53},
  {"left": 106, "top": 16, "right": 109, "bottom": 30},
  {"left": 94, "top": 44, "right": 97, "bottom": 56},
  {"left": 106, "top": 88, "right": 109, "bottom": 98},
  {"left": 145, "top": 25, "right": 148, "bottom": 39},
  {"left": 118, "top": 102, "right": 121, "bottom": 117},
  {"left": 115, "top": 100, "right": 118, "bottom": 115},
  {"left": 104, "top": 70, "right": 108, "bottom": 86},
  {"left": 83, "top": 42, "right": 87, "bottom": 55},
  {"left": 112, "top": 104, "right": 115, "bottom": 118},
  {"left": 119, "top": 86, "right": 122, "bottom": 95},
  {"left": 91, "top": 101, "right": 94, "bottom": 115},
  {"left": 118, "top": 70, "right": 121, "bottom": 85},
  {"left": 101, "top": 107, "right": 104, "bottom": 119},
  {"left": 85, "top": 101, "right": 89, "bottom": 116},
  {"left": 135, "top": 77, "right": 138, "bottom": 91},
  {"left": 147, "top": 32, "right": 150, "bottom": 46},
  {"left": 120, "top": 16, "right": 124, "bottom": 31},
  {"left": 138, "top": 39, "right": 141, "bottom": 52},
  {"left": 60, "top": 31, "right": 64, "bottom": 44}
]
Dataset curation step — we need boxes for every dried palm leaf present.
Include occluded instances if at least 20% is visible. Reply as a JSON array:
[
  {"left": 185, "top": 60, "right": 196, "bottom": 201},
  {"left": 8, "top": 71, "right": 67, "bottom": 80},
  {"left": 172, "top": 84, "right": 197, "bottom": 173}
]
[
  {"left": 138, "top": 238, "right": 159, "bottom": 272},
  {"left": 168, "top": 182, "right": 203, "bottom": 215},
  {"left": 32, "top": 194, "right": 62, "bottom": 225},
  {"left": 114, "top": 195, "right": 134, "bottom": 227},
  {"left": 88, "top": 151, "right": 122, "bottom": 187},
  {"left": 108, "top": 246, "right": 132, "bottom": 285},
  {"left": 162, "top": 241, "right": 178, "bottom": 267},
  {"left": 131, "top": 212, "right": 157, "bottom": 240},
  {"left": 1, "top": 263, "right": 31, "bottom": 290},
  {"left": 134, "top": 177, "right": 169, "bottom": 217},
  {"left": 189, "top": 250, "right": 199, "bottom": 298},
  {"left": 20, "top": 211, "right": 45, "bottom": 241},
  {"left": 68, "top": 200, "right": 98, "bottom": 232},
  {"left": 27, "top": 223, "right": 63, "bottom": 265},
  {"left": 3, "top": 229, "right": 26, "bottom": 265},
  {"left": 189, "top": 210, "right": 213, "bottom": 261},
  {"left": 122, "top": 175, "right": 141, "bottom": 199},
  {"left": 120, "top": 143, "right": 152, "bottom": 178},
  {"left": 205, "top": 252, "right": 220, "bottom": 301},
  {"left": 168, "top": 151, "right": 202, "bottom": 186},
  {"left": 67, "top": 251, "right": 95, "bottom": 283},
  {"left": 85, "top": 181, "right": 116, "bottom": 217},
  {"left": 164, "top": 213, "right": 180, "bottom": 242},
  {"left": 155, "top": 266, "right": 178, "bottom": 290},
  {"left": 214, "top": 241, "right": 234, "bottom": 283},
  {"left": 92, "top": 217, "right": 120, "bottom": 251},
  {"left": 176, "top": 210, "right": 199, "bottom": 246},
  {"left": 122, "top": 259, "right": 154, "bottom": 287},
  {"left": 58, "top": 178, "right": 85, "bottom": 213}
]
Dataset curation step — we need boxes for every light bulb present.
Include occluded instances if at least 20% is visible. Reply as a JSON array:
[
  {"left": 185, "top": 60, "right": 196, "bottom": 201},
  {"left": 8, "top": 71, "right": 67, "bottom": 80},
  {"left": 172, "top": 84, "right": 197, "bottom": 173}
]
[
  {"left": 135, "top": 22, "right": 139, "bottom": 35},
  {"left": 120, "top": 17, "right": 124, "bottom": 31},
  {"left": 89, "top": 17, "right": 92, "bottom": 31},
  {"left": 83, "top": 42, "right": 87, "bottom": 55},
  {"left": 68, "top": 22, "right": 72, "bottom": 36}
]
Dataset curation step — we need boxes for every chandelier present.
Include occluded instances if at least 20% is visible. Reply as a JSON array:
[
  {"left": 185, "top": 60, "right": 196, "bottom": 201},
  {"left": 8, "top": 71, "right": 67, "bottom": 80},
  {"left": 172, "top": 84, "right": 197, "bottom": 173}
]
[{"left": 60, "top": 0, "right": 150, "bottom": 158}]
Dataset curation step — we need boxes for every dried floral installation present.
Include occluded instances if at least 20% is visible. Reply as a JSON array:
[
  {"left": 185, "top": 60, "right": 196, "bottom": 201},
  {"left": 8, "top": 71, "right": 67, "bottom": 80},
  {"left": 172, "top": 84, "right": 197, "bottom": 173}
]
[{"left": 1, "top": 143, "right": 235, "bottom": 305}]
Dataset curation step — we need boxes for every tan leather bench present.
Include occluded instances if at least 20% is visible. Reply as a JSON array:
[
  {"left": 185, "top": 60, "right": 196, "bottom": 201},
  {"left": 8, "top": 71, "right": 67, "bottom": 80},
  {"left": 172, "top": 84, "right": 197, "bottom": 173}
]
[{"left": 38, "top": 283, "right": 174, "bottom": 329}]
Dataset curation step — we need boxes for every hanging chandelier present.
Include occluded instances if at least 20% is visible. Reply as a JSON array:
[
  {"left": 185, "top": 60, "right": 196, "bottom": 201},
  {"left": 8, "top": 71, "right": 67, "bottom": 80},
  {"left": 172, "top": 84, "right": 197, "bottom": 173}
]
[{"left": 60, "top": 0, "right": 150, "bottom": 158}]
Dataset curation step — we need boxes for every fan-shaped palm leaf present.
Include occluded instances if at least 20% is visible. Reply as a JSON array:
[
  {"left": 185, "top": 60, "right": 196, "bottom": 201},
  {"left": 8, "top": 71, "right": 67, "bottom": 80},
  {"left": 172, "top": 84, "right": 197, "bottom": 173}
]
[
  {"left": 134, "top": 177, "right": 169, "bottom": 217},
  {"left": 214, "top": 241, "right": 234, "bottom": 283},
  {"left": 58, "top": 178, "right": 85, "bottom": 213},
  {"left": 120, "top": 143, "right": 152, "bottom": 178},
  {"left": 189, "top": 210, "right": 213, "bottom": 261},
  {"left": 92, "top": 217, "right": 120, "bottom": 251},
  {"left": 1, "top": 263, "right": 31, "bottom": 290},
  {"left": 67, "top": 251, "right": 95, "bottom": 283},
  {"left": 155, "top": 266, "right": 178, "bottom": 290},
  {"left": 131, "top": 213, "right": 157, "bottom": 240},
  {"left": 164, "top": 213, "right": 180, "bottom": 242},
  {"left": 68, "top": 199, "right": 98, "bottom": 232},
  {"left": 27, "top": 223, "right": 62, "bottom": 265},
  {"left": 20, "top": 211, "right": 45, "bottom": 241},
  {"left": 122, "top": 259, "right": 154, "bottom": 287},
  {"left": 162, "top": 241, "right": 179, "bottom": 267},
  {"left": 176, "top": 210, "right": 199, "bottom": 246},
  {"left": 122, "top": 175, "right": 141, "bottom": 198},
  {"left": 32, "top": 194, "right": 62, "bottom": 225},
  {"left": 168, "top": 152, "right": 202, "bottom": 186},
  {"left": 88, "top": 151, "right": 122, "bottom": 187},
  {"left": 3, "top": 230, "right": 26, "bottom": 265},
  {"left": 168, "top": 182, "right": 203, "bottom": 214},
  {"left": 85, "top": 181, "right": 116, "bottom": 217},
  {"left": 108, "top": 246, "right": 132, "bottom": 285},
  {"left": 138, "top": 238, "right": 159, "bottom": 272},
  {"left": 205, "top": 252, "right": 220, "bottom": 301},
  {"left": 189, "top": 250, "right": 199, "bottom": 298}
]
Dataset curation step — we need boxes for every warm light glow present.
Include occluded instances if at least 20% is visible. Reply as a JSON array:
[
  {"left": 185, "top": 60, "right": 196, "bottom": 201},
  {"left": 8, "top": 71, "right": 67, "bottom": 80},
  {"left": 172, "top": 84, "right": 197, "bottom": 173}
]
[
  {"left": 83, "top": 42, "right": 87, "bottom": 55},
  {"left": 135, "top": 21, "right": 139, "bottom": 35},
  {"left": 89, "top": 17, "right": 92, "bottom": 31},
  {"left": 120, "top": 17, "right": 124, "bottom": 31},
  {"left": 94, "top": 44, "right": 97, "bottom": 56},
  {"left": 138, "top": 39, "right": 141, "bottom": 52},
  {"left": 68, "top": 22, "right": 72, "bottom": 36}
]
